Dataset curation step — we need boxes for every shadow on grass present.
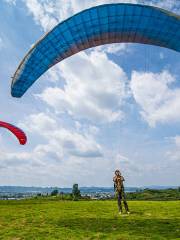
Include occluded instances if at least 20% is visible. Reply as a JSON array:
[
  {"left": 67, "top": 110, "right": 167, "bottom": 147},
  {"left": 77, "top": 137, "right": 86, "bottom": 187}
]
[{"left": 56, "top": 217, "right": 180, "bottom": 239}]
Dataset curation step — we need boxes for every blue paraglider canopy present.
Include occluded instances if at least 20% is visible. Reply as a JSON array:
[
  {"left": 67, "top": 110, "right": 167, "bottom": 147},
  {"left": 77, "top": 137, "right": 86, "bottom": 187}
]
[{"left": 11, "top": 3, "right": 180, "bottom": 98}]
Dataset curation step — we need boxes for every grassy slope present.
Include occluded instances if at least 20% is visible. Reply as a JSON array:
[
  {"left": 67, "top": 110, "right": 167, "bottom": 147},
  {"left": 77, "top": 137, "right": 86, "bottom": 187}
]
[{"left": 0, "top": 200, "right": 179, "bottom": 240}]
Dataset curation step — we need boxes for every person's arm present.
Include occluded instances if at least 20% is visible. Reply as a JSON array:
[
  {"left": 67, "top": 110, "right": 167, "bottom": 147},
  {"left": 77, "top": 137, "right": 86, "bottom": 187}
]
[
  {"left": 121, "top": 176, "right": 125, "bottom": 190},
  {"left": 113, "top": 176, "right": 116, "bottom": 191}
]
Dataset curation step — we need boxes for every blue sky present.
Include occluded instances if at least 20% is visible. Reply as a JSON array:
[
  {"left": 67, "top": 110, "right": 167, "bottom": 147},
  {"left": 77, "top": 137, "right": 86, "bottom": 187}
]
[{"left": 0, "top": 0, "right": 179, "bottom": 187}]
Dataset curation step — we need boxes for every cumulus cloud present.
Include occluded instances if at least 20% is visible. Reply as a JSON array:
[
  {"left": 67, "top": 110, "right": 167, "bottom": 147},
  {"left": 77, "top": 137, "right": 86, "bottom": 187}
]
[
  {"left": 24, "top": 0, "right": 179, "bottom": 33},
  {"left": 20, "top": 112, "right": 57, "bottom": 135},
  {"left": 38, "top": 51, "right": 128, "bottom": 123},
  {"left": 24, "top": 0, "right": 138, "bottom": 31},
  {"left": 147, "top": 0, "right": 180, "bottom": 14},
  {"left": 111, "top": 153, "right": 148, "bottom": 178},
  {"left": 24, "top": 0, "right": 135, "bottom": 58},
  {"left": 1, "top": 0, "right": 179, "bottom": 186},
  {"left": 96, "top": 43, "right": 132, "bottom": 55},
  {"left": 21, "top": 112, "right": 103, "bottom": 158},
  {"left": 0, "top": 112, "right": 104, "bottom": 185},
  {"left": 130, "top": 70, "right": 180, "bottom": 127},
  {"left": 24, "top": 0, "right": 179, "bottom": 127}
]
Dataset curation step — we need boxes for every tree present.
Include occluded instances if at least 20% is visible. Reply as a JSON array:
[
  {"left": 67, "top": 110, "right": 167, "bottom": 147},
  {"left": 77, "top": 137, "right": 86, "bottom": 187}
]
[
  {"left": 51, "top": 189, "right": 58, "bottom": 196},
  {"left": 72, "top": 184, "right": 81, "bottom": 201}
]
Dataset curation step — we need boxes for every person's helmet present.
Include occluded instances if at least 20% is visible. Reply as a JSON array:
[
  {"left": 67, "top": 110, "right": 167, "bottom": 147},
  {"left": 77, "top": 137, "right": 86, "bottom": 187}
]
[{"left": 115, "top": 169, "right": 121, "bottom": 175}]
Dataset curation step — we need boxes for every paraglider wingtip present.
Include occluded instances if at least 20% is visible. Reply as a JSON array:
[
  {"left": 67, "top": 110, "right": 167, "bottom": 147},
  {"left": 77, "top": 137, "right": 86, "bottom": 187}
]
[
  {"left": 0, "top": 121, "right": 27, "bottom": 146},
  {"left": 11, "top": 90, "right": 23, "bottom": 98}
]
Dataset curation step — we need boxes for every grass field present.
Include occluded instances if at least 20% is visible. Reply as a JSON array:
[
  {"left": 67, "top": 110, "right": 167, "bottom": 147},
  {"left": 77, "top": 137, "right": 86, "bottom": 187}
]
[{"left": 0, "top": 199, "right": 179, "bottom": 240}]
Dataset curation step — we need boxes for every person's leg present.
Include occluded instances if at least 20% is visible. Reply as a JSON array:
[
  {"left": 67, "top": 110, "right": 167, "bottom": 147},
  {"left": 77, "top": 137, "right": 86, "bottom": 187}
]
[
  {"left": 123, "top": 199, "right": 129, "bottom": 212},
  {"left": 122, "top": 190, "right": 129, "bottom": 213},
  {"left": 117, "top": 192, "right": 122, "bottom": 213}
]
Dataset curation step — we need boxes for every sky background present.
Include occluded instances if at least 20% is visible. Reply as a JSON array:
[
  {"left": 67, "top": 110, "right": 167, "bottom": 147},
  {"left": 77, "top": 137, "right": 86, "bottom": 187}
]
[{"left": 0, "top": 0, "right": 179, "bottom": 187}]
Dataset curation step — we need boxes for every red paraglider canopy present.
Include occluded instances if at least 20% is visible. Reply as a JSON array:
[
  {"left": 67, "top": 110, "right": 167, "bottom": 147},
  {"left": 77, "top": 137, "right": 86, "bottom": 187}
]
[{"left": 0, "top": 121, "right": 27, "bottom": 145}]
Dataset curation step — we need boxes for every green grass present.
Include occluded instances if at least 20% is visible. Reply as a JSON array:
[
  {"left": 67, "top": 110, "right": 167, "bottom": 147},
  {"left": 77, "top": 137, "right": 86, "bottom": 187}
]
[{"left": 0, "top": 199, "right": 179, "bottom": 240}]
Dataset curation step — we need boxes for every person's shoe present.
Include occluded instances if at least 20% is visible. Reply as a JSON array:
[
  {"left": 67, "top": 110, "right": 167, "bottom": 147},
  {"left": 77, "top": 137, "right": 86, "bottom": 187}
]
[
  {"left": 119, "top": 211, "right": 122, "bottom": 215},
  {"left": 126, "top": 211, "right": 130, "bottom": 215}
]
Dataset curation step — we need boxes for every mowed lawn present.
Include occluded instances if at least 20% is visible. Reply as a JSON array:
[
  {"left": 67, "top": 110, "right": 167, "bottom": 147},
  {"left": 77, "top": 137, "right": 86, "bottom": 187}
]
[{"left": 0, "top": 200, "right": 179, "bottom": 240}]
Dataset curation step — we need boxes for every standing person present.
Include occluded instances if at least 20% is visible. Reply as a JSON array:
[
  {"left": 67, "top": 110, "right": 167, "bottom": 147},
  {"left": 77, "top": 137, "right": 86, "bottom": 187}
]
[{"left": 113, "top": 169, "right": 130, "bottom": 214}]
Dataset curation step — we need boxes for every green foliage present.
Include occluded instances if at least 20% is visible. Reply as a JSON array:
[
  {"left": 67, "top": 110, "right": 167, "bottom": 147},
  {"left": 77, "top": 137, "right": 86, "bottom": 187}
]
[
  {"left": 59, "top": 193, "right": 73, "bottom": 200},
  {"left": 0, "top": 199, "right": 179, "bottom": 239},
  {"left": 72, "top": 184, "right": 81, "bottom": 201},
  {"left": 51, "top": 189, "right": 58, "bottom": 196},
  {"left": 126, "top": 188, "right": 180, "bottom": 201}
]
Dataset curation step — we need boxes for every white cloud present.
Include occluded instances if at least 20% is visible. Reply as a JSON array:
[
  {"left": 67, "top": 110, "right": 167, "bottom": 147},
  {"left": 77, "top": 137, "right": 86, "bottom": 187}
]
[
  {"left": 130, "top": 70, "right": 180, "bottom": 127},
  {"left": 24, "top": 0, "right": 179, "bottom": 127},
  {"left": 24, "top": 0, "right": 139, "bottom": 31},
  {"left": 1, "top": 0, "right": 179, "bottom": 187},
  {"left": 96, "top": 43, "right": 132, "bottom": 55},
  {"left": 3, "top": 112, "right": 159, "bottom": 187},
  {"left": 147, "top": 0, "right": 180, "bottom": 14},
  {"left": 20, "top": 112, "right": 57, "bottom": 135},
  {"left": 24, "top": 0, "right": 179, "bottom": 33},
  {"left": 0, "top": 112, "right": 104, "bottom": 185},
  {"left": 21, "top": 112, "right": 103, "bottom": 158},
  {"left": 25, "top": 0, "right": 58, "bottom": 31},
  {"left": 38, "top": 51, "right": 128, "bottom": 123}
]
